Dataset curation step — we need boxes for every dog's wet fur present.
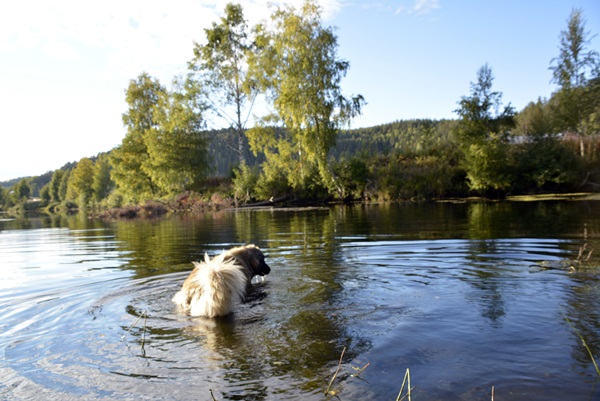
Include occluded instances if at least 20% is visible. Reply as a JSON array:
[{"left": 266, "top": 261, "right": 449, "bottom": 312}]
[{"left": 172, "top": 244, "right": 271, "bottom": 317}]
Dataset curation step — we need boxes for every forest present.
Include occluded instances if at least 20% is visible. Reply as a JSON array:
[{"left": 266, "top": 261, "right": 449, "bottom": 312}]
[{"left": 1, "top": 3, "right": 599, "bottom": 215}]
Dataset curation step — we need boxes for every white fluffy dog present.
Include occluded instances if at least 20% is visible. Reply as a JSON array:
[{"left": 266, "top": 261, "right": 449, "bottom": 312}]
[{"left": 172, "top": 244, "right": 271, "bottom": 317}]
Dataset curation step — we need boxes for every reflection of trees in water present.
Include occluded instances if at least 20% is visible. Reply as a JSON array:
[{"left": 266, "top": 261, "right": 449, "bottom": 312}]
[
  {"left": 107, "top": 208, "right": 375, "bottom": 398},
  {"left": 226, "top": 208, "right": 372, "bottom": 393},
  {"left": 460, "top": 239, "right": 508, "bottom": 326},
  {"left": 461, "top": 203, "right": 544, "bottom": 326},
  {"left": 111, "top": 212, "right": 242, "bottom": 277},
  {"left": 18, "top": 201, "right": 600, "bottom": 395},
  {"left": 461, "top": 197, "right": 600, "bottom": 378}
]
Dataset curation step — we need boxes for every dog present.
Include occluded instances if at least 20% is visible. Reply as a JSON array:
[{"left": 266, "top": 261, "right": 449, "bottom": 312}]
[{"left": 172, "top": 244, "right": 271, "bottom": 317}]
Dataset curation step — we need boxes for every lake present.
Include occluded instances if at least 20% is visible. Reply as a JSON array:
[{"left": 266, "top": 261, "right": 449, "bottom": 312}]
[{"left": 1, "top": 201, "right": 599, "bottom": 400}]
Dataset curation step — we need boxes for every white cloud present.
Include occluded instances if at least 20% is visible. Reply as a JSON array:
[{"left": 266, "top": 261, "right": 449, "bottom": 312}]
[
  {"left": 395, "top": 0, "right": 440, "bottom": 15},
  {"left": 43, "top": 41, "right": 79, "bottom": 60},
  {"left": 413, "top": 0, "right": 440, "bottom": 14},
  {"left": 1, "top": 0, "right": 343, "bottom": 82},
  {"left": 0, "top": 0, "right": 347, "bottom": 180}
]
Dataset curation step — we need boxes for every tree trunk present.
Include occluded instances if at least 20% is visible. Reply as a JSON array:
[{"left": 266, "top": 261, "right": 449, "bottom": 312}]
[{"left": 238, "top": 129, "right": 245, "bottom": 166}]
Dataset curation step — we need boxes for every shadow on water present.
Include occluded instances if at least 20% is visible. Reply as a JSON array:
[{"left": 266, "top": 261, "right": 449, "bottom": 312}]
[{"left": 1, "top": 201, "right": 600, "bottom": 400}]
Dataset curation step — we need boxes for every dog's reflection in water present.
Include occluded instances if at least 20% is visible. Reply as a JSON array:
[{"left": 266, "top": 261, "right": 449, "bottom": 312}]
[{"left": 181, "top": 285, "right": 269, "bottom": 358}]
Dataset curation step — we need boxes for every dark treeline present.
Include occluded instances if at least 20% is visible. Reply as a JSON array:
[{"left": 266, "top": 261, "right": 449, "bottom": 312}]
[{"left": 1, "top": 4, "right": 599, "bottom": 215}]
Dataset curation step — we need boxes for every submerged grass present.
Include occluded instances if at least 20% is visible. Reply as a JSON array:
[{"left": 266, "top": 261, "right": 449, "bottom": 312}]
[{"left": 325, "top": 348, "right": 417, "bottom": 401}]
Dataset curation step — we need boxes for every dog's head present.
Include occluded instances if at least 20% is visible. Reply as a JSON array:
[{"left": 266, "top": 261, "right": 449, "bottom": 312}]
[{"left": 229, "top": 244, "right": 271, "bottom": 277}]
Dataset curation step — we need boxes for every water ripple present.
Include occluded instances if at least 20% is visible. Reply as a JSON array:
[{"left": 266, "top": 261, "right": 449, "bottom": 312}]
[{"left": 1, "top": 215, "right": 599, "bottom": 400}]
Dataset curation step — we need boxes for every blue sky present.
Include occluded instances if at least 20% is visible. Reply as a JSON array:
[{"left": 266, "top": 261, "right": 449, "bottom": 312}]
[{"left": 1, "top": 0, "right": 599, "bottom": 181}]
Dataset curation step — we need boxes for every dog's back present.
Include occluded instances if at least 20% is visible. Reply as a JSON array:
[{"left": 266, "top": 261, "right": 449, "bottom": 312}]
[{"left": 172, "top": 253, "right": 248, "bottom": 317}]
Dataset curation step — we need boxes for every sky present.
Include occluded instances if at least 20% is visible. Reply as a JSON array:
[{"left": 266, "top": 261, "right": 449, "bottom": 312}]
[{"left": 1, "top": 0, "right": 599, "bottom": 181}]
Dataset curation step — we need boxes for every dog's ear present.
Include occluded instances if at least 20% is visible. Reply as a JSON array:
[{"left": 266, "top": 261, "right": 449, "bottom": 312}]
[{"left": 204, "top": 253, "right": 210, "bottom": 263}]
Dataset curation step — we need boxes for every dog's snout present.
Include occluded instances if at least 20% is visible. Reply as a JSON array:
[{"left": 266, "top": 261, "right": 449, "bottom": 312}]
[{"left": 260, "top": 261, "right": 271, "bottom": 276}]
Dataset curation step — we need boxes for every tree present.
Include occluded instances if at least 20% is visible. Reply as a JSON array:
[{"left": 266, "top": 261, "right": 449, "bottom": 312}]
[
  {"left": 0, "top": 186, "right": 7, "bottom": 208},
  {"left": 40, "top": 185, "right": 51, "bottom": 202},
  {"left": 514, "top": 98, "right": 554, "bottom": 140},
  {"left": 514, "top": 99, "right": 577, "bottom": 190},
  {"left": 111, "top": 73, "right": 165, "bottom": 202},
  {"left": 68, "top": 157, "right": 95, "bottom": 205},
  {"left": 48, "top": 169, "right": 65, "bottom": 202},
  {"left": 92, "top": 154, "right": 113, "bottom": 202},
  {"left": 143, "top": 76, "right": 210, "bottom": 194},
  {"left": 248, "top": 0, "right": 364, "bottom": 193},
  {"left": 549, "top": 8, "right": 600, "bottom": 157},
  {"left": 189, "top": 3, "right": 255, "bottom": 166},
  {"left": 58, "top": 169, "right": 71, "bottom": 203},
  {"left": 454, "top": 64, "right": 515, "bottom": 193},
  {"left": 13, "top": 179, "right": 31, "bottom": 202}
]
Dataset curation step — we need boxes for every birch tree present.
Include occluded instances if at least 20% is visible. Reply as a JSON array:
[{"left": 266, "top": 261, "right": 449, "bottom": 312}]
[
  {"left": 189, "top": 3, "right": 255, "bottom": 166},
  {"left": 454, "top": 64, "right": 515, "bottom": 193},
  {"left": 111, "top": 73, "right": 165, "bottom": 202},
  {"left": 549, "top": 8, "right": 600, "bottom": 157},
  {"left": 248, "top": 0, "right": 364, "bottom": 192}
]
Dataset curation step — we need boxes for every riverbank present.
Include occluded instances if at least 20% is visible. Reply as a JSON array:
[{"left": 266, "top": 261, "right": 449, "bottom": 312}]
[{"left": 4, "top": 191, "right": 600, "bottom": 220}]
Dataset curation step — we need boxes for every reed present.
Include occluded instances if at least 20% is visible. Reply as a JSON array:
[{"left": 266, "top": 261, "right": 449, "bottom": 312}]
[
  {"left": 350, "top": 362, "right": 370, "bottom": 378},
  {"left": 325, "top": 346, "right": 346, "bottom": 396},
  {"left": 564, "top": 314, "right": 600, "bottom": 376},
  {"left": 121, "top": 309, "right": 149, "bottom": 355},
  {"left": 395, "top": 368, "right": 412, "bottom": 401},
  {"left": 577, "top": 243, "right": 594, "bottom": 262}
]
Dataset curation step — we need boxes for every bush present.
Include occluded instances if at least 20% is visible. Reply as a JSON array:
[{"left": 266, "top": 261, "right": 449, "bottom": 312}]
[
  {"left": 514, "top": 139, "right": 579, "bottom": 191},
  {"left": 232, "top": 164, "right": 260, "bottom": 204},
  {"left": 331, "top": 157, "right": 371, "bottom": 201},
  {"left": 371, "top": 154, "right": 467, "bottom": 201}
]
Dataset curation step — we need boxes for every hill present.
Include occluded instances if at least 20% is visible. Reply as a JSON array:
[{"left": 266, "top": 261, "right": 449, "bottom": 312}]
[{"left": 2, "top": 120, "right": 455, "bottom": 189}]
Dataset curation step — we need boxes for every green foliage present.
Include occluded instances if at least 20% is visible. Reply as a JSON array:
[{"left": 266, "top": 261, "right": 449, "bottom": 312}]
[
  {"left": 371, "top": 152, "right": 467, "bottom": 201},
  {"left": 48, "top": 169, "right": 65, "bottom": 202},
  {"left": 142, "top": 77, "right": 210, "bottom": 194},
  {"left": 111, "top": 73, "right": 210, "bottom": 201},
  {"left": 111, "top": 73, "right": 165, "bottom": 202},
  {"left": 454, "top": 64, "right": 515, "bottom": 193},
  {"left": 249, "top": 0, "right": 364, "bottom": 192},
  {"left": 13, "top": 179, "right": 31, "bottom": 202},
  {"left": 232, "top": 164, "right": 260, "bottom": 204},
  {"left": 513, "top": 99, "right": 579, "bottom": 191},
  {"left": 254, "top": 163, "right": 293, "bottom": 201},
  {"left": 549, "top": 8, "right": 600, "bottom": 158},
  {"left": 92, "top": 154, "right": 113, "bottom": 202},
  {"left": 515, "top": 139, "right": 579, "bottom": 191},
  {"left": 0, "top": 186, "right": 7, "bottom": 209},
  {"left": 334, "top": 119, "right": 457, "bottom": 160},
  {"left": 454, "top": 65, "right": 515, "bottom": 143},
  {"left": 514, "top": 98, "right": 555, "bottom": 139},
  {"left": 550, "top": 8, "right": 599, "bottom": 90},
  {"left": 6, "top": 6, "right": 600, "bottom": 212},
  {"left": 40, "top": 185, "right": 51, "bottom": 202},
  {"left": 463, "top": 138, "right": 513, "bottom": 192},
  {"left": 331, "top": 157, "right": 370, "bottom": 200},
  {"left": 68, "top": 157, "right": 95, "bottom": 206},
  {"left": 58, "top": 169, "right": 71, "bottom": 204},
  {"left": 189, "top": 3, "right": 255, "bottom": 166}
]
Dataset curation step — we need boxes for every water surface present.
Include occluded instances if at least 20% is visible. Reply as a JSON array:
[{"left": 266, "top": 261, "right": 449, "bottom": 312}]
[{"left": 1, "top": 202, "right": 599, "bottom": 400}]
